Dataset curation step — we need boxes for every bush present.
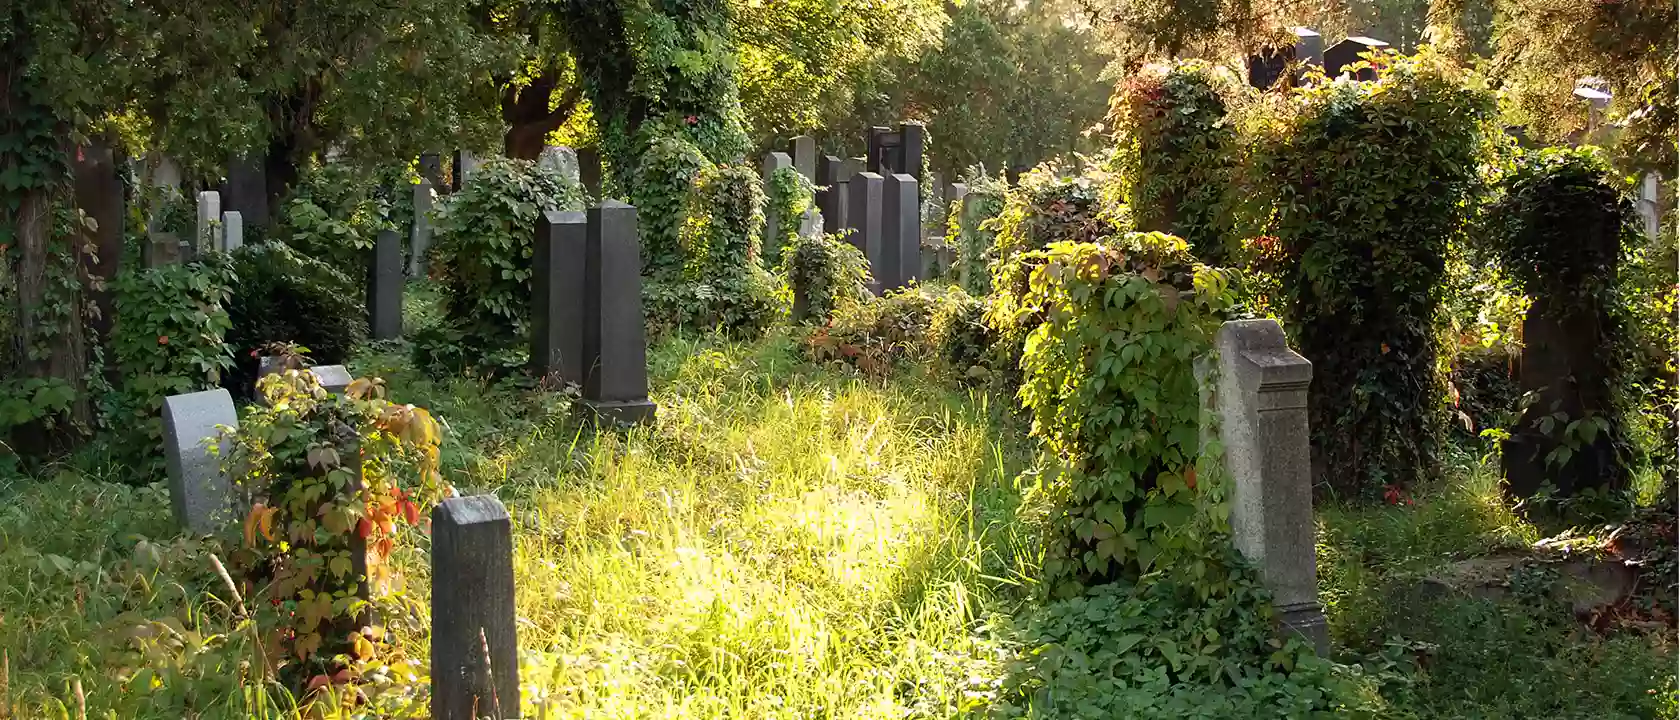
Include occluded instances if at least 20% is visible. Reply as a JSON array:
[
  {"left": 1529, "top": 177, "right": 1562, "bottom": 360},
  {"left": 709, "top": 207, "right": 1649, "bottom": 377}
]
[
  {"left": 926, "top": 287, "right": 996, "bottom": 383},
  {"left": 276, "top": 163, "right": 393, "bottom": 282},
  {"left": 764, "top": 165, "right": 814, "bottom": 267},
  {"left": 633, "top": 135, "right": 714, "bottom": 278},
  {"left": 784, "top": 229, "right": 872, "bottom": 324},
  {"left": 805, "top": 285, "right": 953, "bottom": 376},
  {"left": 668, "top": 164, "right": 781, "bottom": 337},
  {"left": 1239, "top": 51, "right": 1499, "bottom": 501},
  {"left": 948, "top": 169, "right": 1008, "bottom": 297},
  {"left": 415, "top": 156, "right": 584, "bottom": 375},
  {"left": 224, "top": 242, "right": 368, "bottom": 397}
]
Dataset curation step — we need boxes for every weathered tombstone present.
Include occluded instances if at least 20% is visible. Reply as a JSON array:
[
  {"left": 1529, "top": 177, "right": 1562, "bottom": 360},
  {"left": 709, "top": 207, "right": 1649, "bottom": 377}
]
[
  {"left": 196, "top": 191, "right": 222, "bottom": 252},
  {"left": 846, "top": 172, "right": 886, "bottom": 294},
  {"left": 816, "top": 155, "right": 847, "bottom": 234},
  {"left": 431, "top": 495, "right": 520, "bottom": 720},
  {"left": 368, "top": 228, "right": 403, "bottom": 340},
  {"left": 538, "top": 145, "right": 581, "bottom": 187},
  {"left": 410, "top": 179, "right": 435, "bottom": 277},
  {"left": 1324, "top": 36, "right": 1388, "bottom": 81},
  {"left": 220, "top": 155, "right": 269, "bottom": 227},
  {"left": 899, "top": 124, "right": 927, "bottom": 184},
  {"left": 866, "top": 126, "right": 894, "bottom": 175},
  {"left": 419, "top": 153, "right": 445, "bottom": 191},
  {"left": 580, "top": 201, "right": 657, "bottom": 424},
  {"left": 1293, "top": 27, "right": 1324, "bottom": 70},
  {"left": 842, "top": 156, "right": 866, "bottom": 181},
  {"left": 787, "top": 135, "right": 818, "bottom": 183},
  {"left": 450, "top": 150, "right": 479, "bottom": 192},
  {"left": 761, "top": 151, "right": 794, "bottom": 249},
  {"left": 147, "top": 152, "right": 183, "bottom": 191},
  {"left": 865, "top": 124, "right": 928, "bottom": 184},
  {"left": 883, "top": 173, "right": 920, "bottom": 291},
  {"left": 163, "top": 388, "right": 239, "bottom": 535},
  {"left": 309, "top": 365, "right": 354, "bottom": 395},
  {"left": 947, "top": 182, "right": 969, "bottom": 213},
  {"left": 72, "top": 139, "right": 124, "bottom": 350},
  {"left": 143, "top": 234, "right": 183, "bottom": 268},
  {"left": 1206, "top": 319, "right": 1328, "bottom": 654},
  {"left": 1638, "top": 172, "right": 1662, "bottom": 240},
  {"left": 1574, "top": 83, "right": 1613, "bottom": 135},
  {"left": 530, "top": 210, "right": 587, "bottom": 383},
  {"left": 798, "top": 208, "right": 821, "bottom": 238},
  {"left": 577, "top": 148, "right": 603, "bottom": 198},
  {"left": 221, "top": 211, "right": 244, "bottom": 253}
]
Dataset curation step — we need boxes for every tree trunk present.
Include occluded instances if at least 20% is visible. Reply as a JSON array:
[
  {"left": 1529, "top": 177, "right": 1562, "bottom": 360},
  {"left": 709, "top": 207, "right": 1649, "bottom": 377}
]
[{"left": 501, "top": 72, "right": 582, "bottom": 160}]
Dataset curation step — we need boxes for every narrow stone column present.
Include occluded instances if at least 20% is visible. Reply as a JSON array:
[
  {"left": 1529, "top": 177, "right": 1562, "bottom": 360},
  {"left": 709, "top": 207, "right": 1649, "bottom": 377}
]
[
  {"left": 817, "top": 155, "right": 847, "bottom": 234},
  {"left": 883, "top": 173, "right": 920, "bottom": 291},
  {"left": 431, "top": 495, "right": 520, "bottom": 720},
  {"left": 580, "top": 201, "right": 656, "bottom": 424},
  {"left": 410, "top": 179, "right": 435, "bottom": 277},
  {"left": 530, "top": 209, "right": 587, "bottom": 384},
  {"left": 845, "top": 172, "right": 885, "bottom": 294},
  {"left": 368, "top": 228, "right": 404, "bottom": 340}
]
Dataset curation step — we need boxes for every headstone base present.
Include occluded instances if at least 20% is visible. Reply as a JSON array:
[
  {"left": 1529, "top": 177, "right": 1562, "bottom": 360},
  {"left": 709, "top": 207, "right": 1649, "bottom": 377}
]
[
  {"left": 1277, "top": 601, "right": 1329, "bottom": 655},
  {"left": 577, "top": 399, "right": 657, "bottom": 427}
]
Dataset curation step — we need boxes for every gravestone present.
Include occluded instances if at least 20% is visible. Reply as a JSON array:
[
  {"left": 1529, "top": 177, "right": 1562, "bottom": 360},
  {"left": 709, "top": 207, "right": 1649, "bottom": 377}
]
[
  {"left": 368, "top": 228, "right": 403, "bottom": 340},
  {"left": 816, "top": 155, "right": 847, "bottom": 234},
  {"left": 196, "top": 191, "right": 222, "bottom": 252},
  {"left": 762, "top": 151, "right": 794, "bottom": 249},
  {"left": 143, "top": 234, "right": 182, "bottom": 268},
  {"left": 147, "top": 153, "right": 183, "bottom": 191},
  {"left": 883, "top": 173, "right": 920, "bottom": 292},
  {"left": 1293, "top": 27, "right": 1324, "bottom": 70},
  {"left": 432, "top": 495, "right": 520, "bottom": 720},
  {"left": 1206, "top": 319, "right": 1328, "bottom": 654},
  {"left": 530, "top": 210, "right": 587, "bottom": 384},
  {"left": 577, "top": 148, "right": 603, "bottom": 199},
  {"left": 846, "top": 172, "right": 886, "bottom": 294},
  {"left": 220, "top": 155, "right": 269, "bottom": 227},
  {"left": 899, "top": 124, "right": 927, "bottom": 183},
  {"left": 256, "top": 361, "right": 354, "bottom": 397},
  {"left": 1324, "top": 36, "right": 1388, "bottom": 81},
  {"left": 866, "top": 124, "right": 927, "bottom": 184},
  {"left": 450, "top": 150, "right": 479, "bottom": 193},
  {"left": 580, "top": 202, "right": 656, "bottom": 424},
  {"left": 221, "top": 211, "right": 243, "bottom": 253},
  {"left": 163, "top": 388, "right": 239, "bottom": 535},
  {"left": 1246, "top": 46, "right": 1291, "bottom": 89},
  {"left": 787, "top": 135, "right": 818, "bottom": 183},
  {"left": 419, "top": 153, "right": 445, "bottom": 191},
  {"left": 842, "top": 156, "right": 866, "bottom": 181},
  {"left": 1638, "top": 173, "right": 1662, "bottom": 240},
  {"left": 538, "top": 145, "right": 581, "bottom": 187},
  {"left": 798, "top": 208, "right": 822, "bottom": 238},
  {"left": 410, "top": 179, "right": 435, "bottom": 277},
  {"left": 72, "top": 139, "right": 124, "bottom": 350}
]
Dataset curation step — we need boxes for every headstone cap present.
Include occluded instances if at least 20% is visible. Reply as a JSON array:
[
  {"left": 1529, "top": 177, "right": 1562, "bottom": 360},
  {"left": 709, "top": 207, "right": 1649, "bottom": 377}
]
[
  {"left": 544, "top": 209, "right": 586, "bottom": 223},
  {"left": 1292, "top": 26, "right": 1320, "bottom": 37},
  {"left": 1344, "top": 36, "right": 1389, "bottom": 47},
  {"left": 598, "top": 199, "right": 634, "bottom": 209},
  {"left": 437, "top": 494, "right": 511, "bottom": 525}
]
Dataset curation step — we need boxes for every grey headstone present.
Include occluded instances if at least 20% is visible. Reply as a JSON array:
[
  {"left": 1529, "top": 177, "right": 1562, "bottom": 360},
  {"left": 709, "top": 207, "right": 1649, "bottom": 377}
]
[
  {"left": 883, "top": 173, "right": 920, "bottom": 291},
  {"left": 1638, "top": 172, "right": 1661, "bottom": 240},
  {"left": 581, "top": 201, "right": 656, "bottom": 424},
  {"left": 846, "top": 172, "right": 886, "bottom": 294},
  {"left": 1325, "top": 36, "right": 1388, "bottom": 81},
  {"left": 451, "top": 150, "right": 479, "bottom": 192},
  {"left": 221, "top": 211, "right": 243, "bottom": 253},
  {"left": 196, "top": 191, "right": 222, "bottom": 251},
  {"left": 762, "top": 152, "right": 794, "bottom": 248},
  {"left": 899, "top": 124, "right": 927, "bottom": 184},
  {"left": 221, "top": 155, "right": 268, "bottom": 227},
  {"left": 530, "top": 209, "right": 587, "bottom": 383},
  {"left": 368, "top": 228, "right": 403, "bottom": 340},
  {"left": 817, "top": 155, "right": 847, "bottom": 234},
  {"left": 147, "top": 153, "right": 183, "bottom": 190},
  {"left": 1293, "top": 27, "right": 1324, "bottom": 69},
  {"left": 787, "top": 135, "right": 818, "bottom": 182},
  {"left": 578, "top": 148, "right": 603, "bottom": 198},
  {"left": 798, "top": 208, "right": 822, "bottom": 238},
  {"left": 866, "top": 126, "right": 894, "bottom": 176},
  {"left": 420, "top": 153, "right": 445, "bottom": 191},
  {"left": 1205, "top": 319, "right": 1327, "bottom": 654},
  {"left": 309, "top": 365, "right": 354, "bottom": 395},
  {"left": 410, "top": 179, "right": 435, "bottom": 277},
  {"left": 163, "top": 388, "right": 239, "bottom": 535},
  {"left": 431, "top": 495, "right": 520, "bottom": 720},
  {"left": 538, "top": 146, "right": 581, "bottom": 187},
  {"left": 144, "top": 233, "right": 182, "bottom": 268}
]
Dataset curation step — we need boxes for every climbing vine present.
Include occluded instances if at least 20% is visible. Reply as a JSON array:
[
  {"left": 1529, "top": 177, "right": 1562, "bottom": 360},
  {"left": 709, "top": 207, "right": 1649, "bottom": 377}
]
[
  {"left": 632, "top": 134, "right": 713, "bottom": 277},
  {"left": 672, "top": 163, "right": 780, "bottom": 336},
  {"left": 784, "top": 230, "right": 871, "bottom": 325},
  {"left": 765, "top": 165, "right": 813, "bottom": 266},
  {"left": 948, "top": 169, "right": 1007, "bottom": 297}
]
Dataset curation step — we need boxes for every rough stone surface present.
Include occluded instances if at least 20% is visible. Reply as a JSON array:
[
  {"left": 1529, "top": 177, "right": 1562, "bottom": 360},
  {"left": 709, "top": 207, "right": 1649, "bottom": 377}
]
[
  {"left": 410, "top": 179, "right": 435, "bottom": 277},
  {"left": 846, "top": 173, "right": 886, "bottom": 294},
  {"left": 432, "top": 495, "right": 521, "bottom": 720},
  {"left": 221, "top": 211, "right": 243, "bottom": 253},
  {"left": 368, "top": 228, "right": 404, "bottom": 339},
  {"left": 144, "top": 233, "right": 182, "bottom": 268},
  {"left": 530, "top": 210, "right": 587, "bottom": 383},
  {"left": 787, "top": 135, "right": 818, "bottom": 183},
  {"left": 163, "top": 389, "right": 238, "bottom": 535},
  {"left": 1209, "top": 319, "right": 1327, "bottom": 654}
]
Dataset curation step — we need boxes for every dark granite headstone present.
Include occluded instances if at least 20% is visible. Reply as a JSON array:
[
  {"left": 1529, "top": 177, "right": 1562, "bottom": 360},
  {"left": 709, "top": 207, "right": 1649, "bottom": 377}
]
[
  {"left": 1325, "top": 36, "right": 1389, "bottom": 81},
  {"left": 419, "top": 153, "right": 445, "bottom": 191},
  {"left": 817, "top": 155, "right": 847, "bottom": 234},
  {"left": 1293, "top": 27, "right": 1324, "bottom": 70},
  {"left": 220, "top": 155, "right": 269, "bottom": 227},
  {"left": 1247, "top": 46, "right": 1292, "bottom": 89},
  {"left": 581, "top": 202, "right": 655, "bottom": 424},
  {"left": 578, "top": 148, "right": 603, "bottom": 199},
  {"left": 899, "top": 124, "right": 927, "bottom": 184},
  {"left": 431, "top": 495, "right": 520, "bottom": 720},
  {"left": 530, "top": 209, "right": 587, "bottom": 383},
  {"left": 846, "top": 172, "right": 886, "bottom": 295},
  {"left": 72, "top": 140, "right": 124, "bottom": 349},
  {"left": 787, "top": 135, "right": 818, "bottom": 183},
  {"left": 866, "top": 126, "right": 895, "bottom": 176},
  {"left": 883, "top": 173, "right": 920, "bottom": 292},
  {"left": 368, "top": 228, "right": 403, "bottom": 340},
  {"left": 410, "top": 179, "right": 434, "bottom": 277}
]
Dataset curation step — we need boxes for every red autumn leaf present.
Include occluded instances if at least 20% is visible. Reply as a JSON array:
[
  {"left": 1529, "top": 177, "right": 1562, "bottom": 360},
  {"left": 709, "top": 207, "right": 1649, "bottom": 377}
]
[
  {"left": 1184, "top": 467, "right": 1197, "bottom": 490},
  {"left": 401, "top": 500, "right": 419, "bottom": 525},
  {"left": 158, "top": 335, "right": 169, "bottom": 345},
  {"left": 356, "top": 517, "right": 372, "bottom": 539}
]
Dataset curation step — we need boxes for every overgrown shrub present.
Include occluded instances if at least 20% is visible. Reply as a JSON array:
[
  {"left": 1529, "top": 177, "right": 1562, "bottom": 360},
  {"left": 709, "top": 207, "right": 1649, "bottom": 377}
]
[
  {"left": 224, "top": 243, "right": 367, "bottom": 397},
  {"left": 765, "top": 165, "right": 814, "bottom": 266},
  {"left": 1485, "top": 147, "right": 1637, "bottom": 499},
  {"left": 949, "top": 169, "right": 1008, "bottom": 296},
  {"left": 107, "top": 256, "right": 237, "bottom": 480},
  {"left": 668, "top": 164, "right": 781, "bottom": 337},
  {"left": 633, "top": 134, "right": 714, "bottom": 277},
  {"left": 926, "top": 286, "right": 996, "bottom": 383},
  {"left": 784, "top": 230, "right": 872, "bottom": 324},
  {"left": 806, "top": 285, "right": 952, "bottom": 376},
  {"left": 414, "top": 156, "right": 583, "bottom": 375},
  {"left": 277, "top": 163, "right": 391, "bottom": 281},
  {"left": 1239, "top": 51, "right": 1498, "bottom": 500},
  {"left": 1110, "top": 61, "right": 1241, "bottom": 264}
]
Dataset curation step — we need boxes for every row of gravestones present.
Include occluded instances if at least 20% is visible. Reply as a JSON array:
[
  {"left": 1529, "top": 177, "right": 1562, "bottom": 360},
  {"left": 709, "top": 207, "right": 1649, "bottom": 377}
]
[{"left": 1244, "top": 27, "right": 1390, "bottom": 89}]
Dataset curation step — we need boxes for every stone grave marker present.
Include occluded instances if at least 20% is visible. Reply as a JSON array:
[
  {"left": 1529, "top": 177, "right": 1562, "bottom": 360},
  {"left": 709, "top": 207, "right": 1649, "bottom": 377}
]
[
  {"left": 256, "top": 360, "right": 354, "bottom": 398},
  {"left": 72, "top": 139, "right": 124, "bottom": 349},
  {"left": 222, "top": 211, "right": 244, "bottom": 253},
  {"left": 787, "top": 135, "right": 818, "bottom": 183},
  {"left": 578, "top": 148, "right": 603, "bottom": 198},
  {"left": 798, "top": 208, "right": 822, "bottom": 238},
  {"left": 538, "top": 145, "right": 581, "bottom": 187},
  {"left": 762, "top": 151, "right": 794, "bottom": 249},
  {"left": 431, "top": 495, "right": 520, "bottom": 720},
  {"left": 450, "top": 150, "right": 480, "bottom": 192},
  {"left": 196, "top": 191, "right": 222, "bottom": 253},
  {"left": 1204, "top": 319, "right": 1328, "bottom": 654},
  {"left": 846, "top": 172, "right": 886, "bottom": 295},
  {"left": 143, "top": 234, "right": 182, "bottom": 268},
  {"left": 883, "top": 173, "right": 920, "bottom": 291},
  {"left": 163, "top": 388, "right": 239, "bottom": 535},
  {"left": 866, "top": 124, "right": 927, "bottom": 184},
  {"left": 530, "top": 209, "right": 587, "bottom": 383},
  {"left": 419, "top": 153, "right": 445, "bottom": 191},
  {"left": 816, "top": 155, "right": 847, "bottom": 234},
  {"left": 1638, "top": 172, "right": 1662, "bottom": 240},
  {"left": 1324, "top": 36, "right": 1388, "bottom": 81},
  {"left": 220, "top": 155, "right": 269, "bottom": 227},
  {"left": 1293, "top": 27, "right": 1324, "bottom": 70},
  {"left": 368, "top": 228, "right": 403, "bottom": 340},
  {"left": 410, "top": 179, "right": 434, "bottom": 277},
  {"left": 580, "top": 201, "right": 656, "bottom": 424}
]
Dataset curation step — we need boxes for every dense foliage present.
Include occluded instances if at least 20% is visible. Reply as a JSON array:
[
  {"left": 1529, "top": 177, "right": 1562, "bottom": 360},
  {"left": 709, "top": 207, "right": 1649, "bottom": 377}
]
[
  {"left": 1238, "top": 52, "right": 1499, "bottom": 500},
  {"left": 949, "top": 171, "right": 1008, "bottom": 297},
  {"left": 673, "top": 164, "right": 781, "bottom": 337},
  {"left": 416, "top": 156, "right": 583, "bottom": 375},
  {"left": 224, "top": 243, "right": 368, "bottom": 398},
  {"left": 785, "top": 231, "right": 872, "bottom": 325},
  {"left": 632, "top": 135, "right": 714, "bottom": 277},
  {"left": 764, "top": 165, "right": 813, "bottom": 266}
]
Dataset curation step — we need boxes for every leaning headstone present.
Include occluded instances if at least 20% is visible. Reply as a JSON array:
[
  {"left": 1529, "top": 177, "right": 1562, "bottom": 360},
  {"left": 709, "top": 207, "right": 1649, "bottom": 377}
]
[
  {"left": 432, "top": 495, "right": 520, "bottom": 720},
  {"left": 1206, "top": 319, "right": 1328, "bottom": 654},
  {"left": 221, "top": 155, "right": 269, "bottom": 227},
  {"left": 419, "top": 153, "right": 445, "bottom": 191},
  {"left": 577, "top": 148, "right": 603, "bottom": 199},
  {"left": 846, "top": 172, "right": 887, "bottom": 294},
  {"left": 196, "top": 191, "right": 222, "bottom": 252},
  {"left": 787, "top": 135, "right": 818, "bottom": 183},
  {"left": 368, "top": 228, "right": 403, "bottom": 340},
  {"left": 883, "top": 173, "right": 920, "bottom": 291},
  {"left": 410, "top": 179, "right": 434, "bottom": 277},
  {"left": 221, "top": 211, "right": 243, "bottom": 253},
  {"left": 817, "top": 155, "right": 847, "bottom": 234},
  {"left": 761, "top": 151, "right": 794, "bottom": 248},
  {"left": 309, "top": 365, "right": 354, "bottom": 396},
  {"left": 530, "top": 210, "right": 587, "bottom": 383},
  {"left": 163, "top": 388, "right": 239, "bottom": 535},
  {"left": 580, "top": 202, "right": 657, "bottom": 424},
  {"left": 1324, "top": 36, "right": 1388, "bottom": 81}
]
